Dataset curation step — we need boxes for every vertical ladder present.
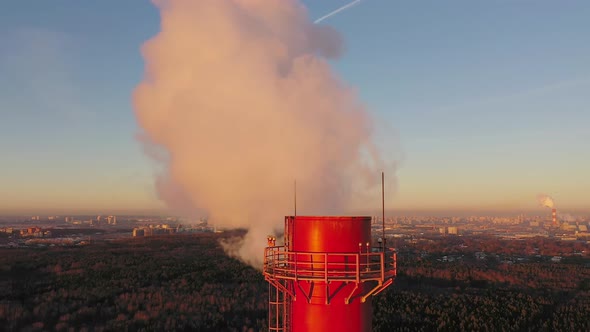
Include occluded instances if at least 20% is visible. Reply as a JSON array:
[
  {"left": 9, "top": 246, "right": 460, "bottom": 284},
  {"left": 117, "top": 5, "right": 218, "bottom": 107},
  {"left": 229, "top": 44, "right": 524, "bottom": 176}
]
[
  {"left": 268, "top": 280, "right": 292, "bottom": 332},
  {"left": 283, "top": 281, "right": 292, "bottom": 332}
]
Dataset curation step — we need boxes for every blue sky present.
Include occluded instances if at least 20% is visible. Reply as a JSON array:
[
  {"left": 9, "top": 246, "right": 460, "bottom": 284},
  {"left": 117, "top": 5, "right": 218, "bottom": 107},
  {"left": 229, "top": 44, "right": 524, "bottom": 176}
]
[{"left": 1, "top": 0, "right": 588, "bottom": 214}]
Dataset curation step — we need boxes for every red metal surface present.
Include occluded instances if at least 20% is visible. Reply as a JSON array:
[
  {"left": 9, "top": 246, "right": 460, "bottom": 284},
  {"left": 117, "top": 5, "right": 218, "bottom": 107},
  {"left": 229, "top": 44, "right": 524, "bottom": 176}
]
[
  {"left": 290, "top": 216, "right": 371, "bottom": 332},
  {"left": 264, "top": 216, "right": 396, "bottom": 332},
  {"left": 290, "top": 216, "right": 371, "bottom": 252}
]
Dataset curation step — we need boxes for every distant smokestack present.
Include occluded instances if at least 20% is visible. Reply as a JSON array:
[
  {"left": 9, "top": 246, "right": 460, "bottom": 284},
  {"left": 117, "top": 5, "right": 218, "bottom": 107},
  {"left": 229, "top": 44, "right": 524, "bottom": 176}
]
[{"left": 537, "top": 194, "right": 558, "bottom": 227}]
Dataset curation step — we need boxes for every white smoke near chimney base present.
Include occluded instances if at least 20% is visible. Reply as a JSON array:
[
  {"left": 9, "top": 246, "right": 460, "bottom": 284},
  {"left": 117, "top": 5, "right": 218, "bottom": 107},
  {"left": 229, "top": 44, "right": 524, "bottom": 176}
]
[
  {"left": 537, "top": 194, "right": 554, "bottom": 209},
  {"left": 133, "top": 0, "right": 393, "bottom": 269},
  {"left": 557, "top": 213, "right": 577, "bottom": 223}
]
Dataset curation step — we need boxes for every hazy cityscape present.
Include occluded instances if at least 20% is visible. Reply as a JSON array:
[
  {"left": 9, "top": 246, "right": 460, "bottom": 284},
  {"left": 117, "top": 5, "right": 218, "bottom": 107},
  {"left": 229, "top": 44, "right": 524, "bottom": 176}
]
[{"left": 2, "top": 211, "right": 589, "bottom": 247}]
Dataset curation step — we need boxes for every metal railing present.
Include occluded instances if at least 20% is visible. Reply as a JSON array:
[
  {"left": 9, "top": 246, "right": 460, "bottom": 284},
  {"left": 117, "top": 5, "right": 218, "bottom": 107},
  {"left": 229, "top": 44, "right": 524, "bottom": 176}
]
[{"left": 264, "top": 246, "right": 396, "bottom": 283}]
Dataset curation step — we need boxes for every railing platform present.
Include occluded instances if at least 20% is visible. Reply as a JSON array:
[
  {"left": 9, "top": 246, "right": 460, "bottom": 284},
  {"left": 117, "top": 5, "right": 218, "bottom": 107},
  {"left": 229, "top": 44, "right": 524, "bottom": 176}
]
[{"left": 263, "top": 246, "right": 397, "bottom": 284}]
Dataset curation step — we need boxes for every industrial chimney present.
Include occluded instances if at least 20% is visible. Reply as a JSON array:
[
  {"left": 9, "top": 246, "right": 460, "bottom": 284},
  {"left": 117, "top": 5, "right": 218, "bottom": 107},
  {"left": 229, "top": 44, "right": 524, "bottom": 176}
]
[
  {"left": 552, "top": 208, "right": 557, "bottom": 227},
  {"left": 263, "top": 216, "right": 396, "bottom": 332}
]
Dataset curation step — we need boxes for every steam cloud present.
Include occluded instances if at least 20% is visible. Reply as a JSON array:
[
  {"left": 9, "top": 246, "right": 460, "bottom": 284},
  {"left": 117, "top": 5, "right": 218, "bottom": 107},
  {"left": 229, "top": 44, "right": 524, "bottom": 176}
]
[
  {"left": 133, "top": 0, "right": 390, "bottom": 268},
  {"left": 537, "top": 194, "right": 554, "bottom": 209}
]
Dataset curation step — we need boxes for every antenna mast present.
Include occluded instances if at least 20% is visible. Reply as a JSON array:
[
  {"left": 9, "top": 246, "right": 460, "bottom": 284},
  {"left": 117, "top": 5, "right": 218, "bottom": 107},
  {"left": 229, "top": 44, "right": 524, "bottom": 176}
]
[{"left": 382, "top": 172, "right": 385, "bottom": 251}]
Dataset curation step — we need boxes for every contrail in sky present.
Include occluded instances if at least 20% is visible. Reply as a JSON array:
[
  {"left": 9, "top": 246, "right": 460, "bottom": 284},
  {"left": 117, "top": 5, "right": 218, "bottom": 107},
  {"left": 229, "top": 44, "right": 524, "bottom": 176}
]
[{"left": 314, "top": 0, "right": 362, "bottom": 24}]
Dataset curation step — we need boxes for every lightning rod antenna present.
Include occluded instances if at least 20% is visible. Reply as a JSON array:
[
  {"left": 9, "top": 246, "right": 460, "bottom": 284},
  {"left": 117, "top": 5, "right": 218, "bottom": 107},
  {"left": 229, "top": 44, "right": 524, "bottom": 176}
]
[{"left": 382, "top": 171, "right": 385, "bottom": 251}]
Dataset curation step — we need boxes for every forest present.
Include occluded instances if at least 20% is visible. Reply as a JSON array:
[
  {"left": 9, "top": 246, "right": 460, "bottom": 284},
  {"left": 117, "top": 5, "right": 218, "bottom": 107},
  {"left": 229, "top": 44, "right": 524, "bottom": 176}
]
[{"left": 1, "top": 232, "right": 589, "bottom": 331}]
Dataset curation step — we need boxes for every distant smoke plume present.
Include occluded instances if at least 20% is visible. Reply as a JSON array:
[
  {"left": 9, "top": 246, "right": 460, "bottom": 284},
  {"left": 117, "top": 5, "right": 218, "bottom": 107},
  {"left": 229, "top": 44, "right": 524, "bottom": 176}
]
[
  {"left": 537, "top": 194, "right": 554, "bottom": 209},
  {"left": 558, "top": 213, "right": 577, "bottom": 223},
  {"left": 133, "top": 0, "right": 391, "bottom": 268}
]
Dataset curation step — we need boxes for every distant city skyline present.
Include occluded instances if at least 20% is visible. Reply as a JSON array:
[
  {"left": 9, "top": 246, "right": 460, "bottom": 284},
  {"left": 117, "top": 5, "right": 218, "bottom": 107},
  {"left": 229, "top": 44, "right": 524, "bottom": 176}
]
[{"left": 1, "top": 1, "right": 589, "bottom": 215}]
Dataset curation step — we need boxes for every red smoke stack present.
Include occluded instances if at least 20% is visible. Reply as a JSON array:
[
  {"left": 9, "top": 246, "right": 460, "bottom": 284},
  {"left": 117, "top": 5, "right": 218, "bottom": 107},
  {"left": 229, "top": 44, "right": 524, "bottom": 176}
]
[
  {"left": 264, "top": 216, "right": 396, "bottom": 332},
  {"left": 552, "top": 208, "right": 557, "bottom": 226}
]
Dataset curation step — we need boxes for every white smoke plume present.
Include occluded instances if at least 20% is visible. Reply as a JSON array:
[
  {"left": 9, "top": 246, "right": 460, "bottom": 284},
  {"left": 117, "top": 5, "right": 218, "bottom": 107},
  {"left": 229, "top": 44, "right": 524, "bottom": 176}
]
[
  {"left": 537, "top": 194, "right": 554, "bottom": 209},
  {"left": 557, "top": 213, "right": 577, "bottom": 223},
  {"left": 133, "top": 0, "right": 392, "bottom": 269}
]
